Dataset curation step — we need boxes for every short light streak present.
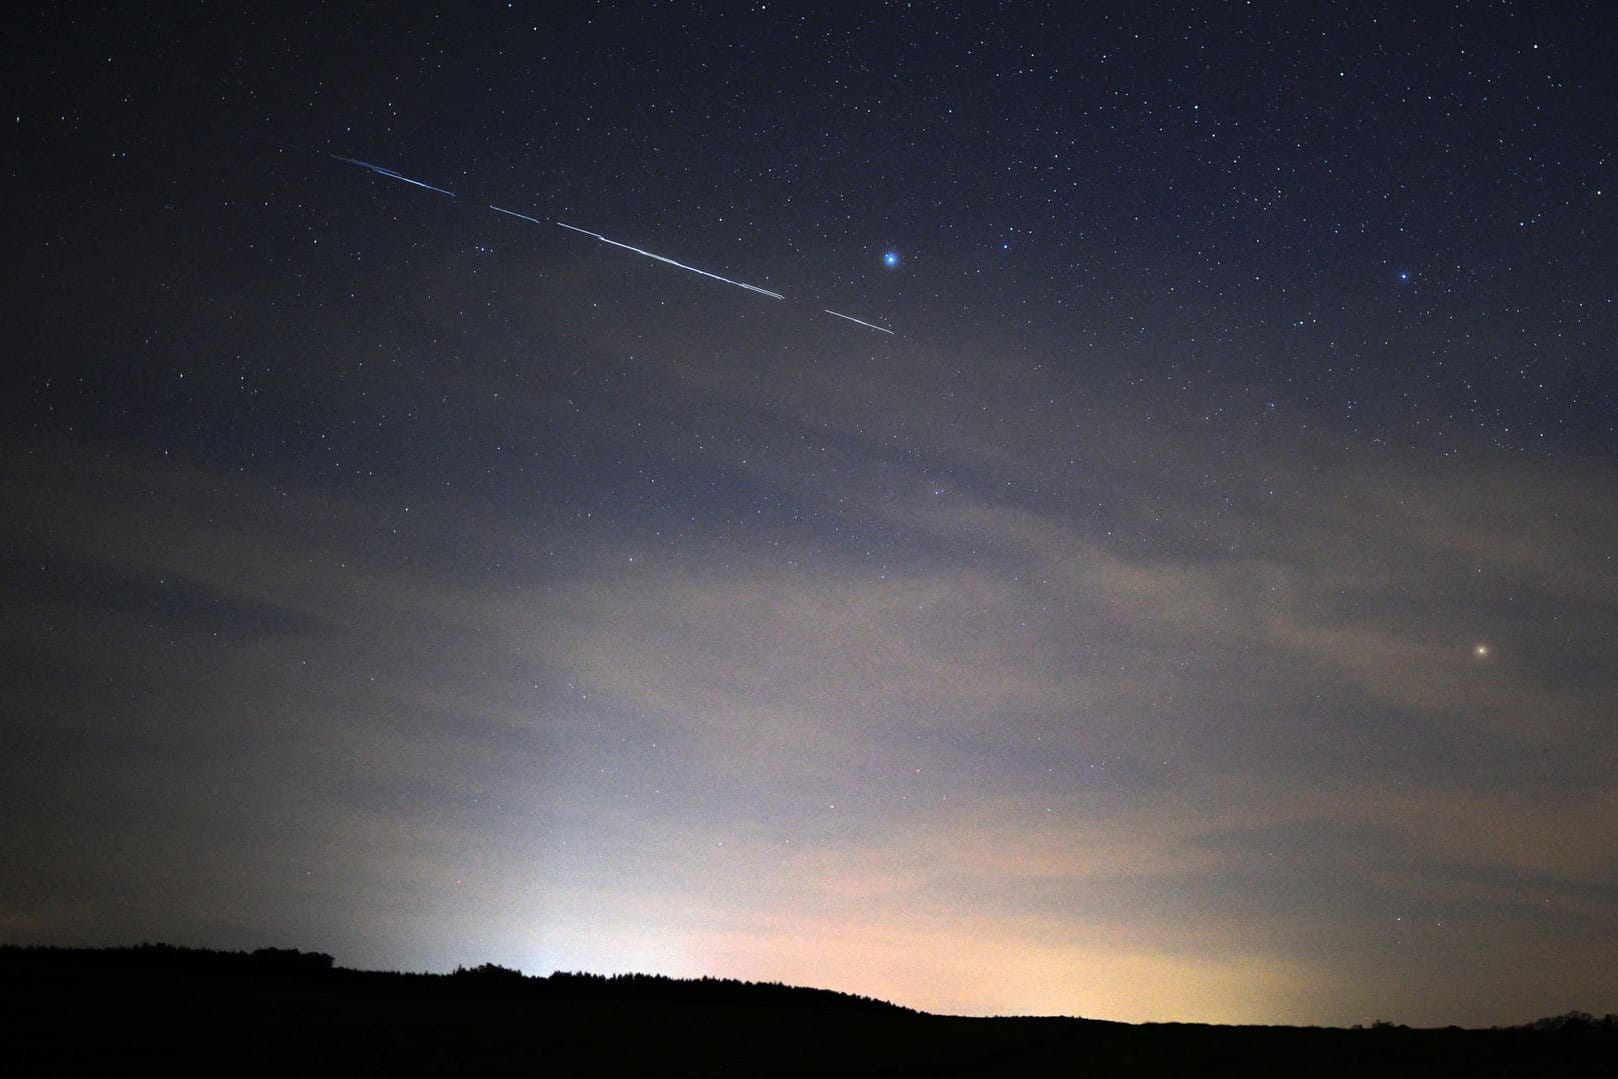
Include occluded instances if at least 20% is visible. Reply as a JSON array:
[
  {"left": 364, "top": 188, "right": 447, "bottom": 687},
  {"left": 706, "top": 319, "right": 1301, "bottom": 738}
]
[
  {"left": 488, "top": 204, "right": 545, "bottom": 225},
  {"left": 824, "top": 308, "right": 895, "bottom": 335},
  {"left": 554, "top": 221, "right": 785, "bottom": 300},
  {"left": 330, "top": 155, "right": 456, "bottom": 197}
]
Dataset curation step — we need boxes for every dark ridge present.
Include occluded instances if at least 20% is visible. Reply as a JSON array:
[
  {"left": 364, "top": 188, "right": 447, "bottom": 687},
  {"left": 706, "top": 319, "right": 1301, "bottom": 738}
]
[
  {"left": 0, "top": 944, "right": 913, "bottom": 1013},
  {"left": 521, "top": 969, "right": 916, "bottom": 1014},
  {"left": 1, "top": 943, "right": 339, "bottom": 976},
  {"left": 3, "top": 945, "right": 1613, "bottom": 1077}
]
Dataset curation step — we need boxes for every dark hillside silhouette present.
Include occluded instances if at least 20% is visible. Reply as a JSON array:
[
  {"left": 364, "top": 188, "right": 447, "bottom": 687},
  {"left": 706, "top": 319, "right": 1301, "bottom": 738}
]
[{"left": 2, "top": 944, "right": 1613, "bottom": 1076}]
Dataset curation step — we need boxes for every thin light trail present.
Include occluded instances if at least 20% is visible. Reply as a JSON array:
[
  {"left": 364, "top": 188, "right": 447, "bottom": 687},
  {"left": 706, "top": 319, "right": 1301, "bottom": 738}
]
[
  {"left": 330, "top": 154, "right": 457, "bottom": 198},
  {"left": 488, "top": 204, "right": 544, "bottom": 225},
  {"left": 305, "top": 145, "right": 895, "bottom": 331},
  {"left": 824, "top": 309, "right": 895, "bottom": 335},
  {"left": 554, "top": 221, "right": 785, "bottom": 300}
]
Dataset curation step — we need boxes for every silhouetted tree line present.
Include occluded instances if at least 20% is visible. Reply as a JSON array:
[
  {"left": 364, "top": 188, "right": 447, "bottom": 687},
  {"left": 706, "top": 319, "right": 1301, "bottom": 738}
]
[
  {"left": 449, "top": 961, "right": 527, "bottom": 985},
  {"left": 0, "top": 943, "right": 334, "bottom": 976},
  {"left": 8, "top": 946, "right": 1613, "bottom": 1029},
  {"left": 0, "top": 945, "right": 911, "bottom": 1013},
  {"left": 1513, "top": 1011, "right": 1618, "bottom": 1032},
  {"left": 534, "top": 970, "right": 915, "bottom": 1013},
  {"left": 442, "top": 963, "right": 912, "bottom": 1012}
]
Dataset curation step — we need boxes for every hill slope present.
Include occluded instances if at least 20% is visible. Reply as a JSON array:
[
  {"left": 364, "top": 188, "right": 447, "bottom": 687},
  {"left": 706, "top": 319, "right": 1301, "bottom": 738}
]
[{"left": 3, "top": 946, "right": 1611, "bottom": 1076}]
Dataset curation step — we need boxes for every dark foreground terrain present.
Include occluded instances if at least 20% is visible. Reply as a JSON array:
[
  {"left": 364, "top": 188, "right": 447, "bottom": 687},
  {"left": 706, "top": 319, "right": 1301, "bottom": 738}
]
[{"left": 2, "top": 946, "right": 1612, "bottom": 1076}]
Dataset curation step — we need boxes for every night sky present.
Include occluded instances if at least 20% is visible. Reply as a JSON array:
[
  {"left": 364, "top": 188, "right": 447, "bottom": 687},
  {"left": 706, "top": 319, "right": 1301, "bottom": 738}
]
[{"left": 6, "top": 2, "right": 1616, "bottom": 1026}]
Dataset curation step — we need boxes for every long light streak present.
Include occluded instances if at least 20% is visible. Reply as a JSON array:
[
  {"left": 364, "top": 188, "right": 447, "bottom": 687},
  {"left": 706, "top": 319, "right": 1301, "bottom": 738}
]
[
  {"left": 554, "top": 221, "right": 785, "bottom": 300},
  {"left": 313, "top": 146, "right": 897, "bottom": 331}
]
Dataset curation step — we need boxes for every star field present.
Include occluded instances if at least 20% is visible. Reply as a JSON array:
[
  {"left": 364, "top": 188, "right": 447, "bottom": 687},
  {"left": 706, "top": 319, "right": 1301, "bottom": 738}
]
[{"left": 4, "top": 2, "right": 1616, "bottom": 1026}]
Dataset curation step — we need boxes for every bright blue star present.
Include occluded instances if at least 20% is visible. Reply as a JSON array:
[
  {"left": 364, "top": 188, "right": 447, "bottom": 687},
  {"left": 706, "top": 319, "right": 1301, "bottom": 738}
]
[{"left": 882, "top": 250, "right": 900, "bottom": 268}]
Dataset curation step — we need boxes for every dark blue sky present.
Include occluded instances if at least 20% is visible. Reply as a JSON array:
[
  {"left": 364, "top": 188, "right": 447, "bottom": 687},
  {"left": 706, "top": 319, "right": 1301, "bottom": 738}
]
[{"left": 4, "top": 2, "right": 1616, "bottom": 1023}]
